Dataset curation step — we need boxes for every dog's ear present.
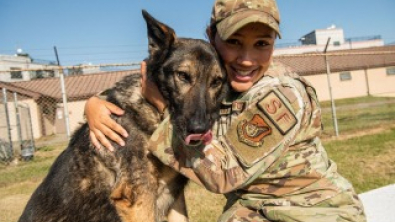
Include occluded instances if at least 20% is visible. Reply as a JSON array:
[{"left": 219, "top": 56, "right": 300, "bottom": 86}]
[{"left": 142, "top": 10, "right": 176, "bottom": 61}]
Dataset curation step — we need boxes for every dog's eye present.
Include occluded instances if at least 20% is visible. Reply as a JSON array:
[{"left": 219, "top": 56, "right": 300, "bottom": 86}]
[
  {"left": 210, "top": 78, "right": 223, "bottom": 88},
  {"left": 176, "top": 71, "right": 190, "bottom": 83}
]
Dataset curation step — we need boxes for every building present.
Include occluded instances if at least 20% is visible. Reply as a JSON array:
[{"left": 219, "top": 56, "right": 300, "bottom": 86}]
[
  {"left": 300, "top": 25, "right": 345, "bottom": 45},
  {"left": 0, "top": 53, "right": 60, "bottom": 82},
  {"left": 274, "top": 25, "right": 384, "bottom": 55},
  {"left": 0, "top": 70, "right": 136, "bottom": 141},
  {"left": 0, "top": 45, "right": 394, "bottom": 141},
  {"left": 0, "top": 52, "right": 106, "bottom": 83},
  {"left": 275, "top": 45, "right": 395, "bottom": 100}
]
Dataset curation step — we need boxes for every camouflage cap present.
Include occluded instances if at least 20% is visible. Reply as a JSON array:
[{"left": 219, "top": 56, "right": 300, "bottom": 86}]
[{"left": 211, "top": 0, "right": 281, "bottom": 40}]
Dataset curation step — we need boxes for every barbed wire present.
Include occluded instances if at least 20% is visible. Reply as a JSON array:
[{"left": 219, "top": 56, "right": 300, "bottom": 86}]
[
  {"left": 0, "top": 50, "right": 394, "bottom": 74},
  {"left": 275, "top": 50, "right": 395, "bottom": 58},
  {"left": 0, "top": 62, "right": 141, "bottom": 73}
]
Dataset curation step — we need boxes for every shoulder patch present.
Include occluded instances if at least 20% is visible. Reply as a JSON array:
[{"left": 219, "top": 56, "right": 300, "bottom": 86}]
[
  {"left": 224, "top": 90, "right": 298, "bottom": 167},
  {"left": 237, "top": 114, "right": 272, "bottom": 147},
  {"left": 257, "top": 91, "right": 297, "bottom": 135}
]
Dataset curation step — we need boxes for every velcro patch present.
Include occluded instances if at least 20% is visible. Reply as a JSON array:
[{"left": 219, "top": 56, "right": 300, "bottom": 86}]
[
  {"left": 257, "top": 91, "right": 297, "bottom": 135},
  {"left": 237, "top": 114, "right": 272, "bottom": 147},
  {"left": 224, "top": 90, "right": 298, "bottom": 167}
]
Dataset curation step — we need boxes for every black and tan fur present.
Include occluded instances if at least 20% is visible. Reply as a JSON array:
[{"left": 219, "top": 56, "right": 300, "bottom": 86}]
[{"left": 18, "top": 10, "right": 227, "bottom": 222}]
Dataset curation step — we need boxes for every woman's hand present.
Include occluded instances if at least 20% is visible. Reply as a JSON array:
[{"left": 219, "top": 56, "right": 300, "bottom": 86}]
[
  {"left": 85, "top": 96, "right": 128, "bottom": 151},
  {"left": 86, "top": 61, "right": 166, "bottom": 151},
  {"left": 140, "top": 61, "right": 167, "bottom": 114}
]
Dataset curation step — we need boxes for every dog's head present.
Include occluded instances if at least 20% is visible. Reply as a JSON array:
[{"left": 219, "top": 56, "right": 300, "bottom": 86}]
[{"left": 142, "top": 10, "right": 228, "bottom": 145}]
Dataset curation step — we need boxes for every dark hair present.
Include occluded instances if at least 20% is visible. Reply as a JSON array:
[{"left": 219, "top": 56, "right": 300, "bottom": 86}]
[{"left": 205, "top": 23, "right": 218, "bottom": 44}]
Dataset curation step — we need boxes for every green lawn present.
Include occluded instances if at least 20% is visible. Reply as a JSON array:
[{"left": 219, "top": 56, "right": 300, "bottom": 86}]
[
  {"left": 321, "top": 96, "right": 395, "bottom": 135},
  {"left": 1, "top": 96, "right": 395, "bottom": 222}
]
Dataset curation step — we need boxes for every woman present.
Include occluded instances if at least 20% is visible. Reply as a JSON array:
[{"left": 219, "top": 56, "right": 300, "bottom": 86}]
[{"left": 85, "top": 0, "right": 366, "bottom": 221}]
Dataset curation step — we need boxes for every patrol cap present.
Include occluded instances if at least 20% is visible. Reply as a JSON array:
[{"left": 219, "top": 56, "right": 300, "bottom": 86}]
[{"left": 211, "top": 0, "right": 281, "bottom": 40}]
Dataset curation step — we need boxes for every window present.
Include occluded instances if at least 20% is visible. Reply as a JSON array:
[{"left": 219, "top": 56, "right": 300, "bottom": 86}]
[
  {"left": 333, "top": 41, "right": 341, "bottom": 46},
  {"left": 31, "top": 70, "right": 55, "bottom": 79},
  {"left": 10, "top": 68, "right": 22, "bottom": 79},
  {"left": 339, "top": 72, "right": 352, "bottom": 81},
  {"left": 387, "top": 67, "right": 395, "bottom": 76}
]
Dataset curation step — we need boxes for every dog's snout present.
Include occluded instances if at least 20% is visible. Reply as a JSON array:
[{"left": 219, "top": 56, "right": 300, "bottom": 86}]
[{"left": 187, "top": 117, "right": 210, "bottom": 134}]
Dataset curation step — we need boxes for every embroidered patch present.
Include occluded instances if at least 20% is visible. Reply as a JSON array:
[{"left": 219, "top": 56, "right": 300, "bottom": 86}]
[
  {"left": 257, "top": 91, "right": 297, "bottom": 135},
  {"left": 237, "top": 114, "right": 272, "bottom": 147},
  {"left": 232, "top": 102, "right": 245, "bottom": 113},
  {"left": 220, "top": 108, "right": 231, "bottom": 115}
]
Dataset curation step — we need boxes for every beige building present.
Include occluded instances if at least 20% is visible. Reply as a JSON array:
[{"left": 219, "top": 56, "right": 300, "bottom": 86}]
[
  {"left": 0, "top": 53, "right": 60, "bottom": 82},
  {"left": 0, "top": 45, "right": 394, "bottom": 141},
  {"left": 0, "top": 70, "right": 135, "bottom": 140},
  {"left": 275, "top": 45, "right": 395, "bottom": 101},
  {"left": 274, "top": 25, "right": 384, "bottom": 56}
]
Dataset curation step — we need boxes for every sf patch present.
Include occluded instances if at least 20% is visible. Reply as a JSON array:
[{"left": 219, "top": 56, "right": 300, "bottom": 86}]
[
  {"left": 225, "top": 90, "right": 298, "bottom": 166},
  {"left": 257, "top": 91, "right": 297, "bottom": 135},
  {"left": 237, "top": 114, "right": 272, "bottom": 147}
]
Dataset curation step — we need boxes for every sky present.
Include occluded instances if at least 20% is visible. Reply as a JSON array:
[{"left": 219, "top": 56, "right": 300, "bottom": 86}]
[{"left": 0, "top": 0, "right": 394, "bottom": 66}]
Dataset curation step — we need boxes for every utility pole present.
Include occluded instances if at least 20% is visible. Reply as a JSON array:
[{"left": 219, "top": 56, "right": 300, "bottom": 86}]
[
  {"left": 324, "top": 38, "right": 339, "bottom": 137},
  {"left": 54, "top": 46, "right": 71, "bottom": 138}
]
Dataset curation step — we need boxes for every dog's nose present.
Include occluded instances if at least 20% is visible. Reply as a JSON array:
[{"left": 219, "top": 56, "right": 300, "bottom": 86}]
[{"left": 188, "top": 120, "right": 208, "bottom": 134}]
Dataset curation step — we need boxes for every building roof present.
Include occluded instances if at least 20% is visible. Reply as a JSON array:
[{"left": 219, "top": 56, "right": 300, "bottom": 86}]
[
  {"left": 1, "top": 45, "right": 394, "bottom": 102},
  {"left": 0, "top": 81, "right": 41, "bottom": 101},
  {"left": 274, "top": 45, "right": 395, "bottom": 75},
  {"left": 0, "top": 70, "right": 138, "bottom": 102}
]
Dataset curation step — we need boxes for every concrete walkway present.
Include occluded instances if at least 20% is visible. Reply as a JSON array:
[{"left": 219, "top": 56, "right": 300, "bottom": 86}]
[{"left": 359, "top": 184, "right": 395, "bottom": 222}]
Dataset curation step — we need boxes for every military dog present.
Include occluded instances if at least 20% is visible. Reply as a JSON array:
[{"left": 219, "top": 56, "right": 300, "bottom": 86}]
[{"left": 18, "top": 10, "right": 227, "bottom": 222}]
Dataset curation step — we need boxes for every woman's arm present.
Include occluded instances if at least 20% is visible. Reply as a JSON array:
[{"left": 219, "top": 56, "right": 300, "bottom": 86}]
[
  {"left": 86, "top": 61, "right": 167, "bottom": 151},
  {"left": 149, "top": 85, "right": 306, "bottom": 194},
  {"left": 140, "top": 61, "right": 168, "bottom": 115}
]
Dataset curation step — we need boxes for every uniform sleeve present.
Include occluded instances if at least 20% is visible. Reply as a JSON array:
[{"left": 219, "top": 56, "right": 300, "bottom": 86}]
[{"left": 149, "top": 85, "right": 306, "bottom": 194}]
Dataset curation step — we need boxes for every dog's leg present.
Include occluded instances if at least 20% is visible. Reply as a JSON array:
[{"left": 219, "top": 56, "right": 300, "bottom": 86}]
[
  {"left": 111, "top": 177, "right": 157, "bottom": 222},
  {"left": 167, "top": 191, "right": 189, "bottom": 222}
]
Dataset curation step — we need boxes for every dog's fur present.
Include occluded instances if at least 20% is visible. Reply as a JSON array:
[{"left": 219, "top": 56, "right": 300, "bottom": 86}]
[{"left": 18, "top": 10, "right": 227, "bottom": 222}]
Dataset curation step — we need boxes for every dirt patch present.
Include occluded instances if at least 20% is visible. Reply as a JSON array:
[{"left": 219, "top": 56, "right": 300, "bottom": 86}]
[{"left": 0, "top": 194, "right": 30, "bottom": 222}]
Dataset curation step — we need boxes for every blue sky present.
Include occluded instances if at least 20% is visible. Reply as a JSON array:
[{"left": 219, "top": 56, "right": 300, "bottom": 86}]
[{"left": 0, "top": 0, "right": 394, "bottom": 66}]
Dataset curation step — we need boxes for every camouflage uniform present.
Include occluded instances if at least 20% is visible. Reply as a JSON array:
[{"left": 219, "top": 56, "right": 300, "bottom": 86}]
[
  {"left": 149, "top": 61, "right": 366, "bottom": 222},
  {"left": 149, "top": 0, "right": 365, "bottom": 221}
]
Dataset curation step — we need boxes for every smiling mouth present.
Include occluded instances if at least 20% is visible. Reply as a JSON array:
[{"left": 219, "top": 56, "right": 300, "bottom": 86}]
[
  {"left": 231, "top": 67, "right": 257, "bottom": 81},
  {"left": 236, "top": 69, "right": 253, "bottom": 76}
]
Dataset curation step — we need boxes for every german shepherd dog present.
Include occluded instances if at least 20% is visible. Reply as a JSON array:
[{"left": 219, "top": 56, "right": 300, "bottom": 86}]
[{"left": 18, "top": 10, "right": 227, "bottom": 222}]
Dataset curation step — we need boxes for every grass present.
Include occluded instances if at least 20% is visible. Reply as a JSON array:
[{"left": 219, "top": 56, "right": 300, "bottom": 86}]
[
  {"left": 324, "top": 128, "right": 395, "bottom": 193},
  {"left": 321, "top": 96, "right": 395, "bottom": 135},
  {"left": 1, "top": 96, "right": 395, "bottom": 222}
]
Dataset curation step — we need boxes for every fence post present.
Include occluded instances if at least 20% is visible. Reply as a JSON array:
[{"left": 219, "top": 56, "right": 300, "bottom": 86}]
[
  {"left": 54, "top": 46, "right": 71, "bottom": 138},
  {"left": 364, "top": 68, "right": 371, "bottom": 96},
  {"left": 13, "top": 93, "right": 23, "bottom": 151},
  {"left": 324, "top": 38, "right": 339, "bottom": 137},
  {"left": 59, "top": 68, "right": 71, "bottom": 138},
  {"left": 2, "top": 88, "right": 13, "bottom": 159},
  {"left": 26, "top": 104, "right": 36, "bottom": 151}
]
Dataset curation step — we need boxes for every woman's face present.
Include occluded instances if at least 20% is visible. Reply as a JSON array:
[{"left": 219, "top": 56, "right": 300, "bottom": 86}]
[{"left": 214, "top": 23, "right": 276, "bottom": 92}]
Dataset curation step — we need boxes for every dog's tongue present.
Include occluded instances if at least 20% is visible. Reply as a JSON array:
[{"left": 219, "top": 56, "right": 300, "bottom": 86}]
[{"left": 185, "top": 130, "right": 213, "bottom": 145}]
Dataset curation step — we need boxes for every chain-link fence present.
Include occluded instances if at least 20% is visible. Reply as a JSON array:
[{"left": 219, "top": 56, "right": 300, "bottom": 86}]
[
  {"left": 0, "top": 89, "right": 35, "bottom": 161},
  {"left": 17, "top": 102, "right": 35, "bottom": 160},
  {"left": 0, "top": 48, "right": 395, "bottom": 161},
  {"left": 0, "top": 89, "right": 13, "bottom": 161}
]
